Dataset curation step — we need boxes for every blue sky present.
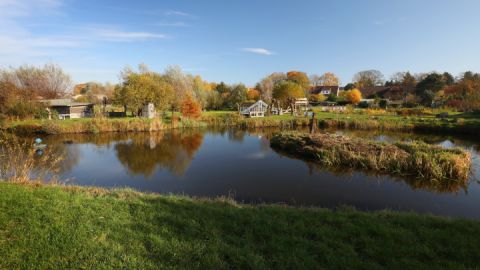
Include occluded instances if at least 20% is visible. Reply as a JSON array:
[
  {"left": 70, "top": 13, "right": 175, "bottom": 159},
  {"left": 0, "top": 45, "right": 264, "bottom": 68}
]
[{"left": 1, "top": 0, "right": 479, "bottom": 86}]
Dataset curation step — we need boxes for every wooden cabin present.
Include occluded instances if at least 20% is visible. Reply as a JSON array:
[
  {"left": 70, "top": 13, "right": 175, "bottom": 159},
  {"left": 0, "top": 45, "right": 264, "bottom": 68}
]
[
  {"left": 239, "top": 100, "right": 269, "bottom": 117},
  {"left": 41, "top": 99, "right": 94, "bottom": 119}
]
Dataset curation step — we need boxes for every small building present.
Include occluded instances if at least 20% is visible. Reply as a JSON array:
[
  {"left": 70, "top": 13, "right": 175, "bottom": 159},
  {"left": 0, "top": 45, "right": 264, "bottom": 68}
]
[
  {"left": 41, "top": 99, "right": 94, "bottom": 119},
  {"left": 310, "top": 86, "right": 342, "bottom": 97},
  {"left": 294, "top": 98, "right": 309, "bottom": 112},
  {"left": 239, "top": 100, "right": 269, "bottom": 117},
  {"left": 141, "top": 103, "right": 156, "bottom": 119}
]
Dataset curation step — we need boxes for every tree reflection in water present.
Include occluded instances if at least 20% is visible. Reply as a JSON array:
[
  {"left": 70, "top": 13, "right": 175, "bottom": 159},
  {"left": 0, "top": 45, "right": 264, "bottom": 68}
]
[{"left": 115, "top": 130, "right": 204, "bottom": 177}]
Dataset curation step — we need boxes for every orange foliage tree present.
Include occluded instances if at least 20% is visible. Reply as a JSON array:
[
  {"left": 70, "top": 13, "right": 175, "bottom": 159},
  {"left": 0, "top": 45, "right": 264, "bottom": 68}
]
[
  {"left": 345, "top": 88, "right": 362, "bottom": 105},
  {"left": 246, "top": 88, "right": 260, "bottom": 101},
  {"left": 181, "top": 94, "right": 202, "bottom": 119}
]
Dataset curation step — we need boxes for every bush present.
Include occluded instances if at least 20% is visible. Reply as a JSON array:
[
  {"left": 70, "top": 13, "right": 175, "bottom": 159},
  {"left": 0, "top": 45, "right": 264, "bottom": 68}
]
[{"left": 358, "top": 101, "right": 370, "bottom": 108}]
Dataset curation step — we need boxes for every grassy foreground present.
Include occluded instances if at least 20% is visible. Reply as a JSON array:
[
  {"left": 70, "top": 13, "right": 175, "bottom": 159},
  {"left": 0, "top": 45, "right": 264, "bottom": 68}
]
[
  {"left": 270, "top": 132, "right": 471, "bottom": 183},
  {"left": 1, "top": 182, "right": 480, "bottom": 269}
]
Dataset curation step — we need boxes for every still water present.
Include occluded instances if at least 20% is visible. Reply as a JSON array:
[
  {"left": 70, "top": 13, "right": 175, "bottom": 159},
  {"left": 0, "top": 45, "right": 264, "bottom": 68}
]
[{"left": 35, "top": 127, "right": 480, "bottom": 219}]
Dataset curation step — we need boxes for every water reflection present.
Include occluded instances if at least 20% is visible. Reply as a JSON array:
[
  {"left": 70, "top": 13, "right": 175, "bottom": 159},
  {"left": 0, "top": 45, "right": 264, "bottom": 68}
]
[
  {"left": 115, "top": 131, "right": 203, "bottom": 177},
  {"left": 25, "top": 127, "right": 480, "bottom": 219}
]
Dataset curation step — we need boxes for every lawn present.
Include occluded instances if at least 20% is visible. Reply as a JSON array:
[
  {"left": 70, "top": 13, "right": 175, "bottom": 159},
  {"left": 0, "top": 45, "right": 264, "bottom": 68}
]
[{"left": 0, "top": 182, "right": 479, "bottom": 269}]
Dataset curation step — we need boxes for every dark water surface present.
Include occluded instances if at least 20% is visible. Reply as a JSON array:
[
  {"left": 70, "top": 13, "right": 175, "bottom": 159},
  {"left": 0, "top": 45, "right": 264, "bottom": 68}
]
[{"left": 35, "top": 127, "right": 480, "bottom": 219}]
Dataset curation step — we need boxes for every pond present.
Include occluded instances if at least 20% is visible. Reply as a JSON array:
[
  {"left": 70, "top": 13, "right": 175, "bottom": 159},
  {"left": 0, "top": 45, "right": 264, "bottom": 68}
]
[{"left": 31, "top": 127, "right": 480, "bottom": 219}]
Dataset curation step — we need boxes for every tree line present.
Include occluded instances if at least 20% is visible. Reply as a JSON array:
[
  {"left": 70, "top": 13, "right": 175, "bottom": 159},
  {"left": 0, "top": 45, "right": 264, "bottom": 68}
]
[{"left": 1, "top": 63, "right": 479, "bottom": 120}]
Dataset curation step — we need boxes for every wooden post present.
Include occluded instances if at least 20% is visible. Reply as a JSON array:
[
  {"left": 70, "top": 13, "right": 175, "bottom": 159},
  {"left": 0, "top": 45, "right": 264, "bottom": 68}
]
[{"left": 309, "top": 112, "right": 317, "bottom": 134}]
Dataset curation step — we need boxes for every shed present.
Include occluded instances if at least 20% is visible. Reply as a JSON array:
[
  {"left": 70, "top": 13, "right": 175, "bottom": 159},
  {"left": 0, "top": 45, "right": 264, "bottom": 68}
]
[{"left": 41, "top": 99, "right": 94, "bottom": 119}]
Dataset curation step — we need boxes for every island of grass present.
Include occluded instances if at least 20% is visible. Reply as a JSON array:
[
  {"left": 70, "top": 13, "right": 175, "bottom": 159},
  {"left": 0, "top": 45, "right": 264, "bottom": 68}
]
[
  {"left": 270, "top": 132, "right": 471, "bottom": 183},
  {"left": 1, "top": 182, "right": 480, "bottom": 269}
]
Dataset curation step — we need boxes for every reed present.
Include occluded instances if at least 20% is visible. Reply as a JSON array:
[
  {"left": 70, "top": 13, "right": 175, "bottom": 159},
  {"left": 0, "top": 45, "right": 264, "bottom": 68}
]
[
  {"left": 0, "top": 132, "right": 63, "bottom": 182},
  {"left": 270, "top": 132, "right": 471, "bottom": 182}
]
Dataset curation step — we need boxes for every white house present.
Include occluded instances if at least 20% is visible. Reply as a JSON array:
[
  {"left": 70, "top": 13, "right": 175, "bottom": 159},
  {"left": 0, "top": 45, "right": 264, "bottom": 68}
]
[{"left": 239, "top": 100, "right": 269, "bottom": 117}]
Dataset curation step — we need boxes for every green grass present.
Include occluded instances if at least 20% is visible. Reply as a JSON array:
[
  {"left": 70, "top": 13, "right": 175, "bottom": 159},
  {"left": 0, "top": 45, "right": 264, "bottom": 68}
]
[{"left": 1, "top": 182, "right": 480, "bottom": 269}]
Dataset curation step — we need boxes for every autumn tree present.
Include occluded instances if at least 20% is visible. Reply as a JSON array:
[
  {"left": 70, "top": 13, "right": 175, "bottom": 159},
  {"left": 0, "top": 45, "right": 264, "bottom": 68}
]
[
  {"left": 163, "top": 65, "right": 194, "bottom": 112},
  {"left": 353, "top": 70, "right": 384, "bottom": 88},
  {"left": 272, "top": 81, "right": 305, "bottom": 110},
  {"left": 316, "top": 72, "right": 340, "bottom": 86},
  {"left": 246, "top": 88, "right": 260, "bottom": 101},
  {"left": 256, "top": 72, "right": 286, "bottom": 103},
  {"left": 345, "top": 88, "right": 362, "bottom": 105},
  {"left": 181, "top": 94, "right": 202, "bottom": 119},
  {"left": 0, "top": 63, "right": 72, "bottom": 99},
  {"left": 444, "top": 71, "right": 480, "bottom": 111},
  {"left": 114, "top": 67, "right": 174, "bottom": 116},
  {"left": 287, "top": 71, "right": 310, "bottom": 91}
]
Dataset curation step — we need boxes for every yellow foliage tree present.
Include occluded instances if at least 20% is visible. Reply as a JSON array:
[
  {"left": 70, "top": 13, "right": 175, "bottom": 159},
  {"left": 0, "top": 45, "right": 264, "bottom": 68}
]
[{"left": 345, "top": 88, "right": 362, "bottom": 105}]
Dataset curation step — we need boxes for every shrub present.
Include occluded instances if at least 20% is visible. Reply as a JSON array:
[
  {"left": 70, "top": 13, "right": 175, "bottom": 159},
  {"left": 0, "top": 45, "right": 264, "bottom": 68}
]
[{"left": 181, "top": 95, "right": 202, "bottom": 119}]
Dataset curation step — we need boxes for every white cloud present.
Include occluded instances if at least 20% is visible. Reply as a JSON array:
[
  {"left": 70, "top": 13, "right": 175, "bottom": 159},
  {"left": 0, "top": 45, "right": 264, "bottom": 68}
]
[
  {"left": 164, "top": 10, "right": 191, "bottom": 17},
  {"left": 241, "top": 48, "right": 275, "bottom": 56},
  {"left": 93, "top": 29, "right": 169, "bottom": 42},
  {"left": 155, "top": 21, "right": 190, "bottom": 27}
]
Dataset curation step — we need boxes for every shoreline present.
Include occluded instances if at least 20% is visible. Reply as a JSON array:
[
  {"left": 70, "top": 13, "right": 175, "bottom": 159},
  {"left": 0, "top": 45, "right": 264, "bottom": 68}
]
[{"left": 3, "top": 111, "right": 480, "bottom": 136}]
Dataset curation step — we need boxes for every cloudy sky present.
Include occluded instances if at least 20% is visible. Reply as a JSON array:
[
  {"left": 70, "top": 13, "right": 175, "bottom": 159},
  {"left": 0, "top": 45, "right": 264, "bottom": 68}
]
[{"left": 1, "top": 0, "right": 479, "bottom": 85}]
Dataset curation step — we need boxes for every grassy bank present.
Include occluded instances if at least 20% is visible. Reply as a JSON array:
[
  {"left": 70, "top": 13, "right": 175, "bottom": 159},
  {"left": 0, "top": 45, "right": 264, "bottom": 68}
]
[
  {"left": 270, "top": 132, "right": 471, "bottom": 183},
  {"left": 3, "top": 112, "right": 310, "bottom": 135},
  {"left": 1, "top": 182, "right": 480, "bottom": 269},
  {"left": 315, "top": 111, "right": 480, "bottom": 135},
  {"left": 4, "top": 110, "right": 480, "bottom": 135}
]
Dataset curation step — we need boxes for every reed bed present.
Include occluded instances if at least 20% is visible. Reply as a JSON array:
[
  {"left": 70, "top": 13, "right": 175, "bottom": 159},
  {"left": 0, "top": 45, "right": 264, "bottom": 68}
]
[
  {"left": 270, "top": 132, "right": 471, "bottom": 182},
  {"left": 0, "top": 132, "right": 63, "bottom": 182}
]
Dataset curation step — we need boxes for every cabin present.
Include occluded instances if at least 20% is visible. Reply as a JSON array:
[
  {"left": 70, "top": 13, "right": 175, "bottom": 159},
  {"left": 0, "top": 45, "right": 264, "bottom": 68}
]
[
  {"left": 239, "top": 100, "right": 269, "bottom": 117},
  {"left": 41, "top": 99, "right": 94, "bottom": 119}
]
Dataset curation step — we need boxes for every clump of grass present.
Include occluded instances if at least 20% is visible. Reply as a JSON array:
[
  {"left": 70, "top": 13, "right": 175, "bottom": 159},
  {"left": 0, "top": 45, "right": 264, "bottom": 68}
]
[
  {"left": 270, "top": 132, "right": 471, "bottom": 183},
  {"left": 0, "top": 132, "right": 63, "bottom": 182}
]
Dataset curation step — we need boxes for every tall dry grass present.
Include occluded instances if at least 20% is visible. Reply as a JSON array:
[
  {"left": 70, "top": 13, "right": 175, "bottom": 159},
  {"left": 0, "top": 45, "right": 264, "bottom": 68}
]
[
  {"left": 270, "top": 132, "right": 472, "bottom": 183},
  {"left": 0, "top": 132, "right": 63, "bottom": 182}
]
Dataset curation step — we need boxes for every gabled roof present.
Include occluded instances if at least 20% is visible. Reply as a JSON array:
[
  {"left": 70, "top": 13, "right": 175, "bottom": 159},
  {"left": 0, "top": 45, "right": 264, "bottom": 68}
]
[
  {"left": 240, "top": 100, "right": 268, "bottom": 113},
  {"left": 310, "top": 86, "right": 340, "bottom": 95},
  {"left": 40, "top": 99, "right": 93, "bottom": 107}
]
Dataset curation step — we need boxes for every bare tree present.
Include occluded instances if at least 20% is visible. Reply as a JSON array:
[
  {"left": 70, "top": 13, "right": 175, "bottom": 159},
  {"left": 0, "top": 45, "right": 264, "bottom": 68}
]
[{"left": 353, "top": 70, "right": 384, "bottom": 87}]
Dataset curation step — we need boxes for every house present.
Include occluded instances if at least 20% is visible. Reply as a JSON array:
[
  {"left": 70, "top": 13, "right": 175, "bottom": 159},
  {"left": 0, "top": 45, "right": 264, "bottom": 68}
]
[
  {"left": 310, "top": 86, "right": 342, "bottom": 96},
  {"left": 359, "top": 86, "right": 408, "bottom": 101},
  {"left": 239, "top": 100, "right": 269, "bottom": 117},
  {"left": 41, "top": 99, "right": 94, "bottom": 119}
]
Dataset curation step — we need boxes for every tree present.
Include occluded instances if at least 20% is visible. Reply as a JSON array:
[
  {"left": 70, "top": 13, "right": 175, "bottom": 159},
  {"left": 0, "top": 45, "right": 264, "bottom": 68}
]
[
  {"left": 416, "top": 73, "right": 447, "bottom": 105},
  {"left": 353, "top": 70, "right": 384, "bottom": 88},
  {"left": 287, "top": 71, "right": 310, "bottom": 90},
  {"left": 345, "top": 89, "right": 362, "bottom": 105},
  {"left": 114, "top": 69, "right": 174, "bottom": 116},
  {"left": 227, "top": 84, "right": 247, "bottom": 109},
  {"left": 163, "top": 65, "right": 194, "bottom": 112},
  {"left": 256, "top": 72, "right": 286, "bottom": 103},
  {"left": 0, "top": 63, "right": 72, "bottom": 99},
  {"left": 272, "top": 81, "right": 305, "bottom": 109},
  {"left": 444, "top": 71, "right": 480, "bottom": 111},
  {"left": 309, "top": 93, "right": 326, "bottom": 102},
  {"left": 246, "top": 88, "right": 260, "bottom": 101},
  {"left": 344, "top": 83, "right": 355, "bottom": 90},
  {"left": 181, "top": 94, "right": 202, "bottom": 119},
  {"left": 317, "top": 72, "right": 340, "bottom": 86}
]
